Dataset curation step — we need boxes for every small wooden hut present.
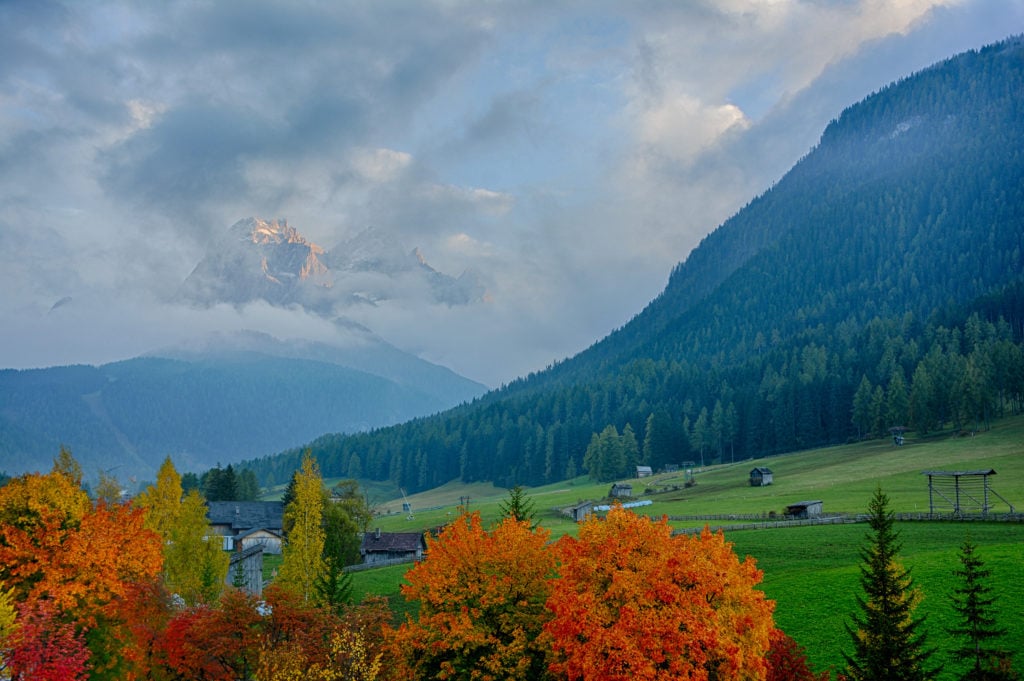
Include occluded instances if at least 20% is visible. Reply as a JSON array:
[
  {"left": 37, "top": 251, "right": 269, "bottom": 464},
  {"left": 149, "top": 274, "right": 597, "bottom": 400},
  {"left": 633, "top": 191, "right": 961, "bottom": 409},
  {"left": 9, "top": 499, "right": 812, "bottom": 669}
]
[{"left": 749, "top": 467, "right": 774, "bottom": 487}]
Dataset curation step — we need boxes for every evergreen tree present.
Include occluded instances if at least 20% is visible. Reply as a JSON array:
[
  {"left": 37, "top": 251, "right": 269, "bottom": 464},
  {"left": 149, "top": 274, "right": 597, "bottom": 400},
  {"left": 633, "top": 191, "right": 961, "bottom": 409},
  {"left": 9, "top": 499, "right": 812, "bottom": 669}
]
[
  {"left": 710, "top": 400, "right": 726, "bottom": 462},
  {"left": 202, "top": 464, "right": 239, "bottom": 502},
  {"left": 180, "top": 471, "right": 200, "bottom": 493},
  {"left": 317, "top": 500, "right": 356, "bottom": 612},
  {"left": 499, "top": 485, "right": 537, "bottom": 526},
  {"left": 621, "top": 423, "right": 640, "bottom": 474},
  {"left": 843, "top": 486, "right": 938, "bottom": 681},
  {"left": 948, "top": 537, "right": 1016, "bottom": 680},
  {"left": 236, "top": 469, "right": 260, "bottom": 501},
  {"left": 852, "top": 375, "right": 874, "bottom": 439},
  {"left": 909, "top": 363, "right": 936, "bottom": 436},
  {"left": 280, "top": 471, "right": 300, "bottom": 516},
  {"left": 887, "top": 368, "right": 910, "bottom": 428},
  {"left": 691, "top": 407, "right": 710, "bottom": 467}
]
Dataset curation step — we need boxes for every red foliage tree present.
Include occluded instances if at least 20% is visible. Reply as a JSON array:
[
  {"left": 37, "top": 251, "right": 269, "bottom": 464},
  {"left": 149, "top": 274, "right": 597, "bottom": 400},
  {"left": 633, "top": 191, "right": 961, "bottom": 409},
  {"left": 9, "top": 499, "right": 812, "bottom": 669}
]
[
  {"left": 766, "top": 629, "right": 831, "bottom": 681},
  {"left": 6, "top": 600, "right": 90, "bottom": 681}
]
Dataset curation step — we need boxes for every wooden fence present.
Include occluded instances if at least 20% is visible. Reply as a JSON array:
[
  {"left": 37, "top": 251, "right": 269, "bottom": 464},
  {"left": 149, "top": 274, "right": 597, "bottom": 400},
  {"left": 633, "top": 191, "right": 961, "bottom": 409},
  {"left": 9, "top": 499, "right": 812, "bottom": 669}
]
[{"left": 670, "top": 512, "right": 1024, "bottom": 535}]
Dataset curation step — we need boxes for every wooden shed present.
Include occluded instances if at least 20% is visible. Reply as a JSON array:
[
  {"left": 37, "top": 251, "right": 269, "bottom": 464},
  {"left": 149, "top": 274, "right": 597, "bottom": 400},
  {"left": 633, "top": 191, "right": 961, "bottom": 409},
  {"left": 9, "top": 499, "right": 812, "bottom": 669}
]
[
  {"left": 563, "top": 500, "right": 594, "bottom": 522},
  {"left": 785, "top": 500, "right": 823, "bottom": 519},
  {"left": 749, "top": 467, "right": 774, "bottom": 487},
  {"left": 609, "top": 483, "right": 633, "bottom": 498},
  {"left": 359, "top": 529, "right": 426, "bottom": 565},
  {"left": 227, "top": 545, "right": 264, "bottom": 596},
  {"left": 636, "top": 465, "right": 653, "bottom": 478}
]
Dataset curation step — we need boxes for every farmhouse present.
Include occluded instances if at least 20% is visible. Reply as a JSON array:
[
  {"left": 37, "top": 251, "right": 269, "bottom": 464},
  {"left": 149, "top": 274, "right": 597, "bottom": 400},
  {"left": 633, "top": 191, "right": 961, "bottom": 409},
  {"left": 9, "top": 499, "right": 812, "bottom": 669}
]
[
  {"left": 236, "top": 527, "right": 284, "bottom": 555},
  {"left": 609, "top": 483, "right": 633, "bottom": 498},
  {"left": 360, "top": 528, "right": 426, "bottom": 565},
  {"left": 749, "top": 467, "right": 774, "bottom": 487},
  {"left": 206, "top": 501, "right": 284, "bottom": 553},
  {"left": 785, "top": 500, "right": 823, "bottom": 519}
]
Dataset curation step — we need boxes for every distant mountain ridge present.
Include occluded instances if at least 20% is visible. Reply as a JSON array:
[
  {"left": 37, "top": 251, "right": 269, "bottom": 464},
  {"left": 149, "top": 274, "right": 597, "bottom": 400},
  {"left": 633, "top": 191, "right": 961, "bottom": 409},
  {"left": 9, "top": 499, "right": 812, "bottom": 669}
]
[
  {"left": 178, "top": 217, "right": 486, "bottom": 313},
  {"left": 0, "top": 330, "right": 486, "bottom": 483},
  {"left": 238, "top": 36, "right": 1024, "bottom": 493}
]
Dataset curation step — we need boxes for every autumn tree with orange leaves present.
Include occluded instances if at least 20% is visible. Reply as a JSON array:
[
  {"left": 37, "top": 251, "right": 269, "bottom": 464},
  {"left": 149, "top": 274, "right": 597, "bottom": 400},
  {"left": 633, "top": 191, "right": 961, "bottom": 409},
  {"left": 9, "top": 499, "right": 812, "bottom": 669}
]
[
  {"left": 545, "top": 506, "right": 776, "bottom": 681},
  {"left": 0, "top": 452, "right": 164, "bottom": 680},
  {"left": 385, "top": 511, "right": 557, "bottom": 681}
]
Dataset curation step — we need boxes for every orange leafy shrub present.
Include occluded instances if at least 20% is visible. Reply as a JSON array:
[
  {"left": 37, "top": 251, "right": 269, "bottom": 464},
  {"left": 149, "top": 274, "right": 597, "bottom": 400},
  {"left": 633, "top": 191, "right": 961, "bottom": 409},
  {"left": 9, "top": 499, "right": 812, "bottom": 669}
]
[
  {"left": 545, "top": 507, "right": 776, "bottom": 681},
  {"left": 385, "top": 511, "right": 556, "bottom": 680}
]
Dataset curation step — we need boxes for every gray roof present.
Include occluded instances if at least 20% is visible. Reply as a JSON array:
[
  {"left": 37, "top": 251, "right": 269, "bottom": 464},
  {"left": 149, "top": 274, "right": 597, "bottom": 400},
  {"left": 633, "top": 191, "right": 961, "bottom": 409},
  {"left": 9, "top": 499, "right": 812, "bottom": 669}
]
[
  {"left": 360, "top": 531, "right": 425, "bottom": 554},
  {"left": 229, "top": 545, "right": 265, "bottom": 565},
  {"left": 206, "top": 501, "right": 284, "bottom": 532},
  {"left": 750, "top": 467, "right": 773, "bottom": 475}
]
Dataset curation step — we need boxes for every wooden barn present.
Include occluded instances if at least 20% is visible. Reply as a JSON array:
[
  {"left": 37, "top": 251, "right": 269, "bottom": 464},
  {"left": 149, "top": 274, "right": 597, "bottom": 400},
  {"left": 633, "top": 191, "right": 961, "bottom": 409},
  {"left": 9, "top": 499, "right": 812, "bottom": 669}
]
[
  {"left": 359, "top": 529, "right": 426, "bottom": 565},
  {"left": 227, "top": 545, "right": 264, "bottom": 596},
  {"left": 636, "top": 465, "right": 653, "bottom": 478},
  {"left": 609, "top": 483, "right": 633, "bottom": 498},
  {"left": 785, "top": 500, "right": 823, "bottom": 519},
  {"left": 563, "top": 500, "right": 595, "bottom": 522},
  {"left": 749, "top": 467, "right": 774, "bottom": 487}
]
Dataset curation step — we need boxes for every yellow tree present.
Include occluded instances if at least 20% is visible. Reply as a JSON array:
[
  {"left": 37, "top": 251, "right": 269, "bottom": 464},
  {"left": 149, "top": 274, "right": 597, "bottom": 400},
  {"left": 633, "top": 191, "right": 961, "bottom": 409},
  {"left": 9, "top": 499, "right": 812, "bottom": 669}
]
[
  {"left": 276, "top": 451, "right": 326, "bottom": 601},
  {"left": 546, "top": 506, "right": 776, "bottom": 681},
  {"left": 136, "top": 457, "right": 228, "bottom": 605},
  {"left": 0, "top": 582, "right": 15, "bottom": 675},
  {"left": 0, "top": 457, "right": 90, "bottom": 538},
  {"left": 385, "top": 511, "right": 556, "bottom": 680},
  {"left": 135, "top": 456, "right": 183, "bottom": 538}
]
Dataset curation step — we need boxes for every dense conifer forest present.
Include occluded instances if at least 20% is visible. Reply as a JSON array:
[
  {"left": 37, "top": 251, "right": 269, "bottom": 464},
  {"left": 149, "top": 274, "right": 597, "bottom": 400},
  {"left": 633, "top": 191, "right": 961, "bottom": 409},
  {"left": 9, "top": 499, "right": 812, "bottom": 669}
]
[{"left": 242, "top": 38, "right": 1024, "bottom": 493}]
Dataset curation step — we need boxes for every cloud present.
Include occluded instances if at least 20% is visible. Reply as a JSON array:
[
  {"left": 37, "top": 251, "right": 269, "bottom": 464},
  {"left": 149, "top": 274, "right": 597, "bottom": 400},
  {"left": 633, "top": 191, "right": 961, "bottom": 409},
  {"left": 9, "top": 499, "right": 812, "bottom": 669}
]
[{"left": 1, "top": 0, "right": 1019, "bottom": 387}]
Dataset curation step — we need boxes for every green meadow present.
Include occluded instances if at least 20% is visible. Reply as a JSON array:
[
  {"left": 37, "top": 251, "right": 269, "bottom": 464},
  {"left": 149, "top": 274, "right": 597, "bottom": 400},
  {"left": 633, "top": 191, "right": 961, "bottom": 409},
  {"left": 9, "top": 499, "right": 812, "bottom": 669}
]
[{"left": 345, "top": 416, "right": 1024, "bottom": 677}]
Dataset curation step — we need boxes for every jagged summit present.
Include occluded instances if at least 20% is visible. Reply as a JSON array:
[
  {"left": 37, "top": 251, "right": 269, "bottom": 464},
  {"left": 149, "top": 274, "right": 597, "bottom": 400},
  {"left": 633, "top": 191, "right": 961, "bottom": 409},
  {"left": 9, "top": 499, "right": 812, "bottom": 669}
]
[{"left": 178, "top": 218, "right": 485, "bottom": 312}]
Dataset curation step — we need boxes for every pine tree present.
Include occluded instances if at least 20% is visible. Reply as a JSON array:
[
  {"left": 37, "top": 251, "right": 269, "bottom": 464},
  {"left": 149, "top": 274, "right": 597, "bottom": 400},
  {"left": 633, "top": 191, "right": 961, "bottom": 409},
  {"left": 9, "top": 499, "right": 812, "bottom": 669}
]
[
  {"left": 948, "top": 537, "right": 1016, "bottom": 681},
  {"left": 499, "top": 485, "right": 537, "bottom": 526},
  {"left": 843, "top": 486, "right": 939, "bottom": 681}
]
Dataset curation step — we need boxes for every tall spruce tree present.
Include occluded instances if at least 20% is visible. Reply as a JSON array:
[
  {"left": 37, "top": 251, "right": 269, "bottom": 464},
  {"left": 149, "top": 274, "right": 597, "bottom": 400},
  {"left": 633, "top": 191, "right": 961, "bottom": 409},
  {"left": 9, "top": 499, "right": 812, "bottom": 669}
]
[
  {"left": 948, "top": 537, "right": 1017, "bottom": 681},
  {"left": 843, "top": 486, "right": 938, "bottom": 681}
]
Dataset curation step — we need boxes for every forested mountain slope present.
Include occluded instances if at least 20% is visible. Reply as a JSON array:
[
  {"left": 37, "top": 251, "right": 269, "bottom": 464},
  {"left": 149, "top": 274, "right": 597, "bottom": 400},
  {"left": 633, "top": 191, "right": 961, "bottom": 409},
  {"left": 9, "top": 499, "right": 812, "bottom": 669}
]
[{"left": 242, "top": 37, "right": 1024, "bottom": 492}]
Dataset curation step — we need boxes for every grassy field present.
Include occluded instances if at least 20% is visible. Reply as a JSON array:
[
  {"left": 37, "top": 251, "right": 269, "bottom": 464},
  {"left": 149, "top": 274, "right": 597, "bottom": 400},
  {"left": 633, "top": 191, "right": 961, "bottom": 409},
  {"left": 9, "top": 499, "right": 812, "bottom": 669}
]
[
  {"left": 347, "top": 415, "right": 1024, "bottom": 676},
  {"left": 728, "top": 521, "right": 1024, "bottom": 676},
  {"left": 365, "top": 415, "right": 1024, "bottom": 534}
]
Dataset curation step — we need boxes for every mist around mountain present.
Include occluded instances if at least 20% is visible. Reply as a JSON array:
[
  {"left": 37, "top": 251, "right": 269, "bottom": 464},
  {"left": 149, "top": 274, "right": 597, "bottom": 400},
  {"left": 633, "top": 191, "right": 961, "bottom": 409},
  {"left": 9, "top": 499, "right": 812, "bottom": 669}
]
[
  {"left": 0, "top": 329, "right": 486, "bottom": 483},
  {"left": 239, "top": 37, "right": 1024, "bottom": 493},
  {"left": 178, "top": 217, "right": 486, "bottom": 314}
]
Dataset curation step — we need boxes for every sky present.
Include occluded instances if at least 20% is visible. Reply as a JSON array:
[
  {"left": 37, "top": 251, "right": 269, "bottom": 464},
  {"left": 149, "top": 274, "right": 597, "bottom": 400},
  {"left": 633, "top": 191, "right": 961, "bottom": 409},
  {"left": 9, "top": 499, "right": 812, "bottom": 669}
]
[{"left": 2, "top": 1, "right": 1022, "bottom": 388}]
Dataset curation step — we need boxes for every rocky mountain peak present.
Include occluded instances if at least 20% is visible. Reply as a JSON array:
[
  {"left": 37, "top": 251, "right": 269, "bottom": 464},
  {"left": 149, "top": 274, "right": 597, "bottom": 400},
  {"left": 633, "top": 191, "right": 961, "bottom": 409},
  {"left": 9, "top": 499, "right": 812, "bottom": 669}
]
[{"left": 179, "top": 218, "right": 486, "bottom": 313}]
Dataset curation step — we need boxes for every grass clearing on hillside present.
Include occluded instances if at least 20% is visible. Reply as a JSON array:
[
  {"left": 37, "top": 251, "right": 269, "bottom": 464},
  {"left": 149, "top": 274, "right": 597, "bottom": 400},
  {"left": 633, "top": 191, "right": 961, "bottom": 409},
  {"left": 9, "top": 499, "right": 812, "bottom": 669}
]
[{"left": 363, "top": 415, "right": 1024, "bottom": 536}]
